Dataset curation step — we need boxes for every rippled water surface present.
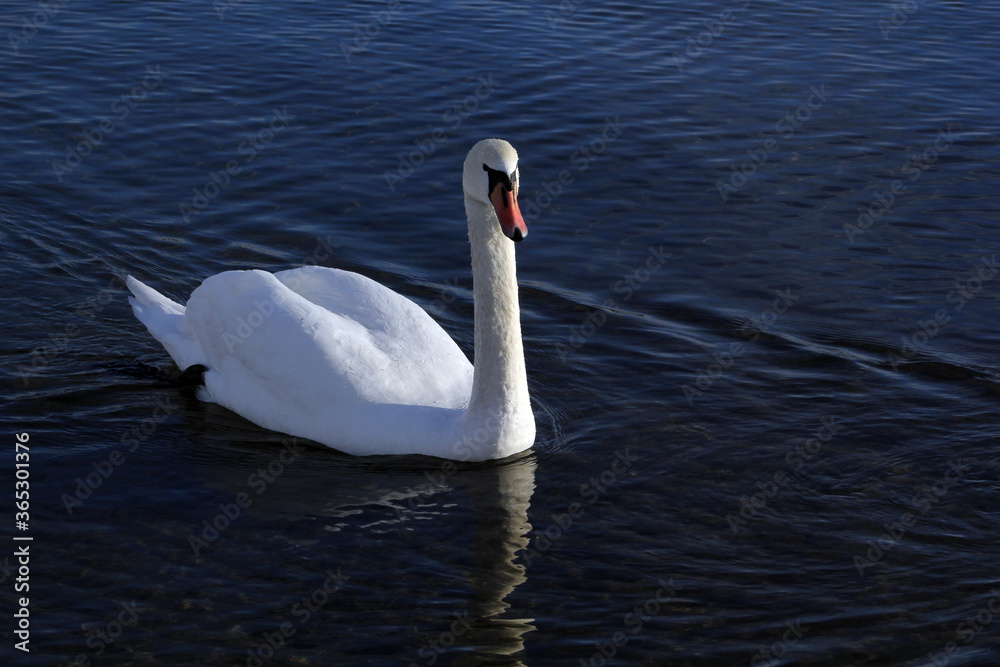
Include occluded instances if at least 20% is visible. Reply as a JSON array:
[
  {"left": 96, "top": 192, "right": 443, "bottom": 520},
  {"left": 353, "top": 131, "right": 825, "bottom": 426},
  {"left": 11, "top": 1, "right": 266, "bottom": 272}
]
[{"left": 2, "top": 1, "right": 1000, "bottom": 665}]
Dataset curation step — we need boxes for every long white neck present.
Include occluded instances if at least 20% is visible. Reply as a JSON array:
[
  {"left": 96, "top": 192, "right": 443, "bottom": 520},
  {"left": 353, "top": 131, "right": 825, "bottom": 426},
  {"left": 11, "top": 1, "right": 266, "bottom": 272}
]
[{"left": 458, "top": 195, "right": 534, "bottom": 460}]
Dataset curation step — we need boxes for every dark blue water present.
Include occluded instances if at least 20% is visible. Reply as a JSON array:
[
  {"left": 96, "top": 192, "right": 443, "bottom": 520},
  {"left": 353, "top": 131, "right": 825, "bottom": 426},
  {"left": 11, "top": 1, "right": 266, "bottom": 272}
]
[{"left": 2, "top": 0, "right": 1000, "bottom": 664}]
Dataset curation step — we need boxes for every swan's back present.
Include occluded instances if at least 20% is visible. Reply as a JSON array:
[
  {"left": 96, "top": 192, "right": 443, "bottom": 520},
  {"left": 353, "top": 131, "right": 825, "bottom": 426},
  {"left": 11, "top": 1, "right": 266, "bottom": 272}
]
[
  {"left": 191, "top": 266, "right": 472, "bottom": 397},
  {"left": 132, "top": 267, "right": 474, "bottom": 454}
]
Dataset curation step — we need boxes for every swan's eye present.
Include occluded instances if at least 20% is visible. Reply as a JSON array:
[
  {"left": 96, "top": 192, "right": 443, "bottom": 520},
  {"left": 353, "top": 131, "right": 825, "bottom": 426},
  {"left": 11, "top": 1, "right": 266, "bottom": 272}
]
[{"left": 483, "top": 163, "right": 514, "bottom": 196}]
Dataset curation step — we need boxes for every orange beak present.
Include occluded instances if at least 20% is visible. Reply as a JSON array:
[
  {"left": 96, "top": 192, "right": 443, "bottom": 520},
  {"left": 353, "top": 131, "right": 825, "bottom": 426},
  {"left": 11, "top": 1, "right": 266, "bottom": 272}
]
[{"left": 489, "top": 182, "right": 527, "bottom": 242}]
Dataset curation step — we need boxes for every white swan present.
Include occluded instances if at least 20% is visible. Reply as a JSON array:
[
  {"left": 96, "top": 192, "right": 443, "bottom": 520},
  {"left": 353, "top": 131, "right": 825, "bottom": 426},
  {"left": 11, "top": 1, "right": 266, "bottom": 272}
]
[{"left": 127, "top": 138, "right": 535, "bottom": 461}]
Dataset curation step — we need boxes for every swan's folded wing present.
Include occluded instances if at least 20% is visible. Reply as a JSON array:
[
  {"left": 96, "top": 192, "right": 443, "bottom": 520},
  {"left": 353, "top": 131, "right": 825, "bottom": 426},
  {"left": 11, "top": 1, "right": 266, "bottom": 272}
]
[
  {"left": 274, "top": 266, "right": 473, "bottom": 399},
  {"left": 184, "top": 269, "right": 473, "bottom": 428}
]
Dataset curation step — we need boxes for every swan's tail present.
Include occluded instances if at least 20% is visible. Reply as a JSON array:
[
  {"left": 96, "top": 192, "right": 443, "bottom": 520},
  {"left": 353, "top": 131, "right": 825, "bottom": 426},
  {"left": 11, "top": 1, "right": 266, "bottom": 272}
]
[{"left": 127, "top": 275, "right": 206, "bottom": 370}]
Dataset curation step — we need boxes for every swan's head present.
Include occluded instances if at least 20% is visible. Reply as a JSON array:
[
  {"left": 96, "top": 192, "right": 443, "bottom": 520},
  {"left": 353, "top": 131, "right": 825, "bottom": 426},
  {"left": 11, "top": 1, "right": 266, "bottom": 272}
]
[{"left": 463, "top": 138, "right": 527, "bottom": 242}]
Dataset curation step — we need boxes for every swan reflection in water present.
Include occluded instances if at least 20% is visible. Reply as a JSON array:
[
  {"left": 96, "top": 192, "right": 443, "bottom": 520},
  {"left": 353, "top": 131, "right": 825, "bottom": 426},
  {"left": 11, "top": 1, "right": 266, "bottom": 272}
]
[
  {"left": 453, "top": 455, "right": 536, "bottom": 664},
  {"left": 182, "top": 416, "right": 536, "bottom": 664}
]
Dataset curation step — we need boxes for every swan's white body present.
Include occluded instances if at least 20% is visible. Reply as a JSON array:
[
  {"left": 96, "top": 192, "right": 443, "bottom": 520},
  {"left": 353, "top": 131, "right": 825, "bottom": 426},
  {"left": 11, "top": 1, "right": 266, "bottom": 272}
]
[{"left": 128, "top": 138, "right": 534, "bottom": 461}]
